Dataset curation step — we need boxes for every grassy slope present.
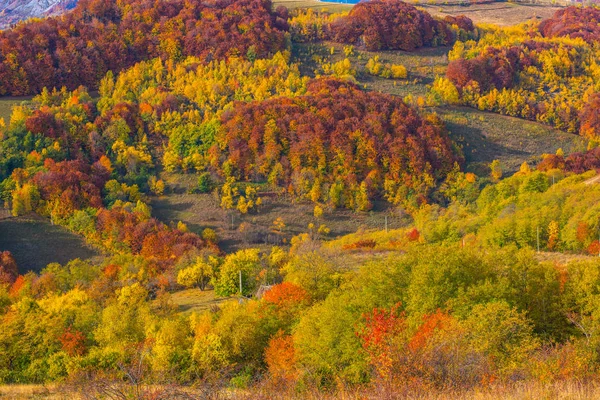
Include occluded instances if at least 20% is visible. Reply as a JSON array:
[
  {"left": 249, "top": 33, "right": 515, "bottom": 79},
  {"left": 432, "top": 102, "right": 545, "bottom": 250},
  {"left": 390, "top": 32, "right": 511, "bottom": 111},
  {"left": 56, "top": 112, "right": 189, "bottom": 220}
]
[
  {"left": 295, "top": 41, "right": 587, "bottom": 173},
  {"left": 167, "top": 289, "right": 228, "bottom": 314},
  {"left": 0, "top": 384, "right": 65, "bottom": 400},
  {"left": 273, "top": 0, "right": 562, "bottom": 26},
  {"left": 439, "top": 106, "right": 588, "bottom": 174},
  {"left": 4, "top": 371, "right": 600, "bottom": 398},
  {"left": 422, "top": 2, "right": 561, "bottom": 27},
  {"left": 151, "top": 173, "right": 410, "bottom": 254},
  {"left": 0, "top": 214, "right": 101, "bottom": 273},
  {"left": 153, "top": 25, "right": 587, "bottom": 258}
]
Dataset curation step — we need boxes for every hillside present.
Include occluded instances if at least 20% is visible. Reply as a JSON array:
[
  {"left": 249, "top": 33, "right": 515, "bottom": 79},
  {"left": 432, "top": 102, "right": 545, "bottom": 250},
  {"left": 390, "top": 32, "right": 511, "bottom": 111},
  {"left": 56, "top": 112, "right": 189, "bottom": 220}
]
[
  {"left": 0, "top": 0, "right": 287, "bottom": 95},
  {"left": 2, "top": 0, "right": 600, "bottom": 399}
]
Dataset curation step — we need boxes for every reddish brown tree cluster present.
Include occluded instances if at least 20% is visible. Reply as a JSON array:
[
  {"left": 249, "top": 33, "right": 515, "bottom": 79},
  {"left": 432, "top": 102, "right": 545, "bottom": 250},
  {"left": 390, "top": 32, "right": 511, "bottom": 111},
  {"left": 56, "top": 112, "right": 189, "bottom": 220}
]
[
  {"left": 25, "top": 108, "right": 66, "bottom": 139},
  {"left": 33, "top": 159, "right": 108, "bottom": 218},
  {"left": 446, "top": 45, "right": 532, "bottom": 92},
  {"left": 538, "top": 147, "right": 600, "bottom": 174},
  {"left": 330, "top": 0, "right": 458, "bottom": 51},
  {"left": 579, "top": 93, "right": 600, "bottom": 139},
  {"left": 95, "top": 206, "right": 210, "bottom": 272},
  {"left": 0, "top": 251, "right": 18, "bottom": 285},
  {"left": 539, "top": 7, "right": 600, "bottom": 42},
  {"left": 24, "top": 93, "right": 97, "bottom": 159},
  {"left": 443, "top": 15, "right": 475, "bottom": 33},
  {"left": 17, "top": 158, "right": 213, "bottom": 272},
  {"left": 0, "top": 0, "right": 288, "bottom": 95},
  {"left": 214, "top": 79, "right": 461, "bottom": 205}
]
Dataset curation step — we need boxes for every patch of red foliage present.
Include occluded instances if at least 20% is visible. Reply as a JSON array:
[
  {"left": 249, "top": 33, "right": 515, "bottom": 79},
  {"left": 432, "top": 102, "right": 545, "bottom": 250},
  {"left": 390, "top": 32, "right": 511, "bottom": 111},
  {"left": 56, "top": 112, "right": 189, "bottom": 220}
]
[
  {"left": 539, "top": 7, "right": 600, "bottom": 42},
  {"left": 330, "top": 0, "right": 456, "bottom": 51},
  {"left": 216, "top": 78, "right": 461, "bottom": 203},
  {"left": 0, "top": 0, "right": 288, "bottom": 95}
]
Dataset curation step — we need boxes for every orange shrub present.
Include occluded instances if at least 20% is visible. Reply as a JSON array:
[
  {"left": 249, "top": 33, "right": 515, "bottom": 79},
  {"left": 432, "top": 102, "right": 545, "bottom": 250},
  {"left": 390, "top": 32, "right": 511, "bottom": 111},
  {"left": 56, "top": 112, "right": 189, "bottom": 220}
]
[
  {"left": 265, "top": 331, "right": 298, "bottom": 381},
  {"left": 342, "top": 239, "right": 377, "bottom": 250}
]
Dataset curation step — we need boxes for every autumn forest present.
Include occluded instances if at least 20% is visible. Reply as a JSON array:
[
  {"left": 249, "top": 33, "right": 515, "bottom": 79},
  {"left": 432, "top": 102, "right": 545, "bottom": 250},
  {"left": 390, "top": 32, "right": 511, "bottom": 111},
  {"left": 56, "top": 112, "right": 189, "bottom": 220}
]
[{"left": 1, "top": 0, "right": 600, "bottom": 398}]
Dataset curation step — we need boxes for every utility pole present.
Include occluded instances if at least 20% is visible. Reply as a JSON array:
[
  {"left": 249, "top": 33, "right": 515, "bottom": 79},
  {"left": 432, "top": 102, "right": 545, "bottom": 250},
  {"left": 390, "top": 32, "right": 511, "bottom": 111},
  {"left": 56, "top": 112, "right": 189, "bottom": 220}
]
[
  {"left": 385, "top": 216, "right": 388, "bottom": 233},
  {"left": 537, "top": 226, "right": 540, "bottom": 253}
]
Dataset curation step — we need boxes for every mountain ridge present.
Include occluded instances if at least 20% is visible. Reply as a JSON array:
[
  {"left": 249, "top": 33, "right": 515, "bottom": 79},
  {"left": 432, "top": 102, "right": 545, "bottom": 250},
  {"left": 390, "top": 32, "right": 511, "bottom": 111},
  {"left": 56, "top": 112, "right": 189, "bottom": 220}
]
[{"left": 0, "top": 0, "right": 77, "bottom": 28}]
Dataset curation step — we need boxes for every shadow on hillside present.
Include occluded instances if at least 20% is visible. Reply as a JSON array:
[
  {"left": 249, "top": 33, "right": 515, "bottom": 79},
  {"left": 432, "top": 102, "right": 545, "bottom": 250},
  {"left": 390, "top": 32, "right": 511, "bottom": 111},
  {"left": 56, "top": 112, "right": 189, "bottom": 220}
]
[
  {"left": 0, "top": 215, "right": 99, "bottom": 273},
  {"left": 446, "top": 120, "right": 529, "bottom": 163}
]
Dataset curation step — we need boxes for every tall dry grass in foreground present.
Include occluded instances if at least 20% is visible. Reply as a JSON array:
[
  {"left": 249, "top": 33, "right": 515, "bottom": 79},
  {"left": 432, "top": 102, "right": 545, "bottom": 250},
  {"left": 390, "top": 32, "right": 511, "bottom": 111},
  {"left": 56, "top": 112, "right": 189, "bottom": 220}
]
[
  {"left": 0, "top": 384, "right": 64, "bottom": 400},
  {"left": 238, "top": 380, "right": 600, "bottom": 400},
  {"left": 2, "top": 380, "right": 600, "bottom": 399}
]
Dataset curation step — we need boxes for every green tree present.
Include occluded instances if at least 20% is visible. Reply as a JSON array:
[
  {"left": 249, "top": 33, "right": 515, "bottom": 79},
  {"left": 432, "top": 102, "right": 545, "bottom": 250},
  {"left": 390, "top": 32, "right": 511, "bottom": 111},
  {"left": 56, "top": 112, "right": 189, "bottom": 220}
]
[
  {"left": 94, "top": 283, "right": 151, "bottom": 352},
  {"left": 465, "top": 301, "right": 539, "bottom": 376},
  {"left": 215, "top": 249, "right": 262, "bottom": 297},
  {"left": 197, "top": 172, "right": 213, "bottom": 194},
  {"left": 11, "top": 183, "right": 39, "bottom": 216},
  {"left": 282, "top": 251, "right": 343, "bottom": 301},
  {"left": 355, "top": 182, "right": 372, "bottom": 211}
]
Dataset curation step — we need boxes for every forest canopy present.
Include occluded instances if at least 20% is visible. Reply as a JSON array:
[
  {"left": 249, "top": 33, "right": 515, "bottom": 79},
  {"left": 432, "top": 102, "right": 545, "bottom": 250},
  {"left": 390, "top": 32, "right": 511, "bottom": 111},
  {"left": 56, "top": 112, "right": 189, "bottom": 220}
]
[
  {"left": 212, "top": 78, "right": 461, "bottom": 210},
  {"left": 439, "top": 6, "right": 600, "bottom": 138},
  {"left": 330, "top": 0, "right": 459, "bottom": 51},
  {"left": 3, "top": 0, "right": 600, "bottom": 397},
  {"left": 0, "top": 0, "right": 288, "bottom": 95}
]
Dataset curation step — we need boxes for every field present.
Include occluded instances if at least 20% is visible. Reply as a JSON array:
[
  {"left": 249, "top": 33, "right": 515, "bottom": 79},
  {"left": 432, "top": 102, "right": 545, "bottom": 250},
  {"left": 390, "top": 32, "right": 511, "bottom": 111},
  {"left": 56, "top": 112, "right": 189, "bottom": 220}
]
[
  {"left": 3, "top": 379, "right": 600, "bottom": 399},
  {"left": 152, "top": 173, "right": 410, "bottom": 253},
  {"left": 274, "top": 0, "right": 562, "bottom": 26},
  {"left": 294, "top": 41, "right": 587, "bottom": 175},
  {"left": 0, "top": 214, "right": 100, "bottom": 273},
  {"left": 273, "top": 0, "right": 353, "bottom": 12},
  {"left": 167, "top": 288, "right": 228, "bottom": 314},
  {"left": 423, "top": 2, "right": 561, "bottom": 26},
  {"left": 0, "top": 385, "right": 64, "bottom": 400},
  {"left": 439, "top": 106, "right": 588, "bottom": 174}
]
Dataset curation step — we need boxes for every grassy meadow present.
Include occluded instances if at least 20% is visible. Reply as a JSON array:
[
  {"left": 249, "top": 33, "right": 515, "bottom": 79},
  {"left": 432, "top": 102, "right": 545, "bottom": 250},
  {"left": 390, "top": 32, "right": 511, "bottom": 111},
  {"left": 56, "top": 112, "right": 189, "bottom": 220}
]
[{"left": 0, "top": 215, "right": 100, "bottom": 273}]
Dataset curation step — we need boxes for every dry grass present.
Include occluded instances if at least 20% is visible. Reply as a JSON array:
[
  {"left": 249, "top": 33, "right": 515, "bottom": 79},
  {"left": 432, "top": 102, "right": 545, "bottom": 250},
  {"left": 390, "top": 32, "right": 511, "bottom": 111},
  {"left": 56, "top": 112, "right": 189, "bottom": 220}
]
[
  {"left": 405, "top": 380, "right": 600, "bottom": 400},
  {"left": 4, "top": 379, "right": 600, "bottom": 399},
  {"left": 151, "top": 172, "right": 408, "bottom": 253},
  {"left": 438, "top": 106, "right": 588, "bottom": 175},
  {"left": 273, "top": 0, "right": 353, "bottom": 13},
  {"left": 0, "top": 214, "right": 101, "bottom": 273},
  {"left": 422, "top": 2, "right": 562, "bottom": 27},
  {"left": 226, "top": 379, "right": 600, "bottom": 399},
  {"left": 0, "top": 384, "right": 69, "bottom": 400},
  {"left": 168, "top": 289, "right": 228, "bottom": 314},
  {"left": 536, "top": 251, "right": 598, "bottom": 265}
]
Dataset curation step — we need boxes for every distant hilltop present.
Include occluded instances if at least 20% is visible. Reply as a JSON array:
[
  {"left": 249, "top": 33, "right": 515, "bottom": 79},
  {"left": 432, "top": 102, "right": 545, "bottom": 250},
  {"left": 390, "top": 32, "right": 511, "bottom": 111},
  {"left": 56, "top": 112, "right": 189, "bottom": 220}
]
[{"left": 0, "top": 0, "right": 78, "bottom": 29}]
